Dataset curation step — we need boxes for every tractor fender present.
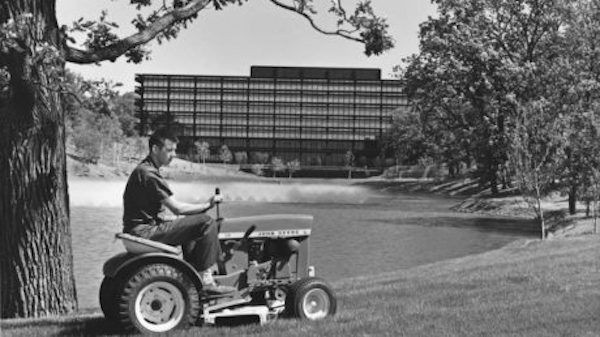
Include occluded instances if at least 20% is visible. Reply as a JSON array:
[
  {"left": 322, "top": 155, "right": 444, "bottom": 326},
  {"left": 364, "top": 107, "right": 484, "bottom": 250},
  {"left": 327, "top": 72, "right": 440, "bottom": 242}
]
[{"left": 103, "top": 252, "right": 203, "bottom": 290}]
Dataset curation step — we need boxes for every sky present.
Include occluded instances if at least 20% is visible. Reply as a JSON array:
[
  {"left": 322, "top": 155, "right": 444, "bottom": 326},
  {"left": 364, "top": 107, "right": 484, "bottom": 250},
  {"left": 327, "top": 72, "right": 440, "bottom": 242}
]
[{"left": 56, "top": 0, "right": 438, "bottom": 92}]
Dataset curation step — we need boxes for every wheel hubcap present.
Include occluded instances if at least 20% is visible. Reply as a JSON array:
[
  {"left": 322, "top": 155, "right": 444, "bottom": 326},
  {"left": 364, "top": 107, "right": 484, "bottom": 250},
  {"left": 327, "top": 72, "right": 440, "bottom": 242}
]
[
  {"left": 150, "top": 300, "right": 162, "bottom": 311},
  {"left": 135, "top": 281, "right": 185, "bottom": 332},
  {"left": 302, "top": 288, "right": 330, "bottom": 320}
]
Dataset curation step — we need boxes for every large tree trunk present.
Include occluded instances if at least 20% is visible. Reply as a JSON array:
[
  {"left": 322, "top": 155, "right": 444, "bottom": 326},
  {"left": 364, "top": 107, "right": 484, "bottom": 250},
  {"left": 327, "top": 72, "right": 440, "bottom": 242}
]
[{"left": 0, "top": 1, "right": 78, "bottom": 318}]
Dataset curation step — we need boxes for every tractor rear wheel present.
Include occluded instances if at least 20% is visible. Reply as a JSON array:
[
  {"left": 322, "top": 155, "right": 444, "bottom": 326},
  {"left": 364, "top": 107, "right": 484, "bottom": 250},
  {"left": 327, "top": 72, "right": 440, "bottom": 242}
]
[
  {"left": 99, "top": 276, "right": 120, "bottom": 323},
  {"left": 116, "top": 263, "right": 200, "bottom": 334},
  {"left": 285, "top": 277, "right": 336, "bottom": 320}
]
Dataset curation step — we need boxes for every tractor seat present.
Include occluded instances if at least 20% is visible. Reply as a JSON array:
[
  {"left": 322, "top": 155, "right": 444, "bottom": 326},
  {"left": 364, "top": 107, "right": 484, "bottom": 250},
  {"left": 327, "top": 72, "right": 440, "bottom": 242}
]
[{"left": 116, "top": 233, "right": 182, "bottom": 255}]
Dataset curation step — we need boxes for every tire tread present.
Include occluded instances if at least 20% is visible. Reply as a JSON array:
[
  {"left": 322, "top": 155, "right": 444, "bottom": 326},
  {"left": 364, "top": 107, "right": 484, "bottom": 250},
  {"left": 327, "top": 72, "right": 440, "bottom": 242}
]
[
  {"left": 285, "top": 277, "right": 337, "bottom": 319},
  {"left": 116, "top": 263, "right": 200, "bottom": 333}
]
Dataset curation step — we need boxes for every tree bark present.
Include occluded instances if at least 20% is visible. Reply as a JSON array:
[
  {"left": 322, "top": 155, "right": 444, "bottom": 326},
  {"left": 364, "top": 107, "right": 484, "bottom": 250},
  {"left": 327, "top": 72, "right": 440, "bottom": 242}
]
[
  {"left": 568, "top": 184, "right": 577, "bottom": 215},
  {"left": 0, "top": 0, "right": 78, "bottom": 318},
  {"left": 489, "top": 169, "right": 499, "bottom": 195},
  {"left": 536, "top": 186, "right": 546, "bottom": 240}
]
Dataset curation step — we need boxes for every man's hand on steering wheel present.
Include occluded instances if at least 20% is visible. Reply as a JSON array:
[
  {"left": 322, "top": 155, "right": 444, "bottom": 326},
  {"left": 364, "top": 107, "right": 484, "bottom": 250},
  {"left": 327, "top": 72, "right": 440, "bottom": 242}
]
[{"left": 209, "top": 194, "right": 223, "bottom": 208}]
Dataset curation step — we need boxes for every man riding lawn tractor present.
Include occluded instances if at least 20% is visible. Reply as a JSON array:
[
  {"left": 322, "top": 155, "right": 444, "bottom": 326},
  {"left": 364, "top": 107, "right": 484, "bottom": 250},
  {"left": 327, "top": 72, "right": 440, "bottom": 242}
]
[{"left": 99, "top": 128, "right": 337, "bottom": 334}]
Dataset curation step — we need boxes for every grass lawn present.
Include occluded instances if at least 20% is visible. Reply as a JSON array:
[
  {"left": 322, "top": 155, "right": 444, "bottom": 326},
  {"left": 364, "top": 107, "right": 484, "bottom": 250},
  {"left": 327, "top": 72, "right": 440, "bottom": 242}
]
[{"left": 3, "top": 235, "right": 600, "bottom": 336}]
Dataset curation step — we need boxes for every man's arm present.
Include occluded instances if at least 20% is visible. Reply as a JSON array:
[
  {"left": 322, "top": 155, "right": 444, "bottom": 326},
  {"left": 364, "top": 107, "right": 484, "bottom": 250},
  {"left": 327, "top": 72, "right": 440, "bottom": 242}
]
[{"left": 162, "top": 195, "right": 222, "bottom": 216}]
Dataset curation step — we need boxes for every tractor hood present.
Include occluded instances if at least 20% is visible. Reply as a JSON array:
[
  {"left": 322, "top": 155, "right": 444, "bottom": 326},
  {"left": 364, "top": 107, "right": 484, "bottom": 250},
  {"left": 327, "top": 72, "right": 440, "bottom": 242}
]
[{"left": 219, "top": 214, "right": 313, "bottom": 239}]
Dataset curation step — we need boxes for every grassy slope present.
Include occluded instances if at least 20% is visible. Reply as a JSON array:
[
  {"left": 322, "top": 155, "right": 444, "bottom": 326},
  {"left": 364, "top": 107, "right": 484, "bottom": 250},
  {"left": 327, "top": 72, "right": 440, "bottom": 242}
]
[
  {"left": 4, "top": 236, "right": 600, "bottom": 337},
  {"left": 334, "top": 236, "right": 600, "bottom": 337}
]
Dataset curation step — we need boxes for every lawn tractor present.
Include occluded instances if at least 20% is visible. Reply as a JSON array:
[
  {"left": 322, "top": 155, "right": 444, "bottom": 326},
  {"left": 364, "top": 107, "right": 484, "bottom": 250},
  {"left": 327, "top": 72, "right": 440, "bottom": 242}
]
[{"left": 99, "top": 193, "right": 337, "bottom": 334}]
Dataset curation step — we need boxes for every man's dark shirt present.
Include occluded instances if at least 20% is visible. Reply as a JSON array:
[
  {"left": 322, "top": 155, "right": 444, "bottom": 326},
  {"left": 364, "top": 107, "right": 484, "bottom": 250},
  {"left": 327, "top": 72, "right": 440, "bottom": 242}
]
[{"left": 122, "top": 156, "right": 173, "bottom": 232}]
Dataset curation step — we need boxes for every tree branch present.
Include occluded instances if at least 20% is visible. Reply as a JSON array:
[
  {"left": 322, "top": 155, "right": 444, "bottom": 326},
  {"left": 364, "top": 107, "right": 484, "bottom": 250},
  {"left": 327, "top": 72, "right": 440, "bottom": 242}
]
[
  {"left": 268, "top": 0, "right": 363, "bottom": 43},
  {"left": 332, "top": 0, "right": 348, "bottom": 21},
  {"left": 65, "top": 0, "right": 211, "bottom": 64}
]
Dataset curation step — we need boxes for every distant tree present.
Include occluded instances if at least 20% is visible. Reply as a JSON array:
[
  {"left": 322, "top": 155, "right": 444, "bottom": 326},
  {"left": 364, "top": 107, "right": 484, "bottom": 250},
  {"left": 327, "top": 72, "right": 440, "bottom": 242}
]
[
  {"left": 562, "top": 113, "right": 593, "bottom": 215},
  {"left": 573, "top": 112, "right": 600, "bottom": 232},
  {"left": 508, "top": 100, "right": 566, "bottom": 240},
  {"left": 251, "top": 163, "right": 265, "bottom": 176},
  {"left": 556, "top": 1, "right": 600, "bottom": 215},
  {"left": 357, "top": 155, "right": 368, "bottom": 168},
  {"left": 219, "top": 144, "right": 233, "bottom": 166},
  {"left": 110, "top": 92, "right": 138, "bottom": 137},
  {"left": 382, "top": 108, "right": 427, "bottom": 167},
  {"left": 271, "top": 156, "right": 285, "bottom": 178},
  {"left": 71, "top": 109, "right": 123, "bottom": 163},
  {"left": 251, "top": 151, "right": 270, "bottom": 165},
  {"left": 344, "top": 150, "right": 355, "bottom": 179},
  {"left": 63, "top": 72, "right": 127, "bottom": 163},
  {"left": 310, "top": 155, "right": 323, "bottom": 166},
  {"left": 194, "top": 141, "right": 210, "bottom": 165},
  {"left": 287, "top": 159, "right": 301, "bottom": 178},
  {"left": 585, "top": 164, "right": 600, "bottom": 234},
  {"left": 123, "top": 136, "right": 148, "bottom": 162},
  {"left": 582, "top": 164, "right": 600, "bottom": 233},
  {"left": 234, "top": 151, "right": 248, "bottom": 165}
]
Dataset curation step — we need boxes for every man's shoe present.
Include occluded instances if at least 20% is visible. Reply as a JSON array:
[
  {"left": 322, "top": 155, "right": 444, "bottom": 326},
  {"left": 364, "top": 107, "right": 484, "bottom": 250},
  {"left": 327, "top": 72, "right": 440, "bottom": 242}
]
[{"left": 202, "top": 283, "right": 237, "bottom": 296}]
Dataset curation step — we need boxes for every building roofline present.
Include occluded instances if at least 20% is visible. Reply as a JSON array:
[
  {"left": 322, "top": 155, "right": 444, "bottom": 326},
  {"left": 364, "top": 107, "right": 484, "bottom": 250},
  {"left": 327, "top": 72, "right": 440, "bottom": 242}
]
[
  {"left": 134, "top": 65, "right": 404, "bottom": 83},
  {"left": 249, "top": 65, "right": 382, "bottom": 72},
  {"left": 135, "top": 73, "right": 403, "bottom": 83}
]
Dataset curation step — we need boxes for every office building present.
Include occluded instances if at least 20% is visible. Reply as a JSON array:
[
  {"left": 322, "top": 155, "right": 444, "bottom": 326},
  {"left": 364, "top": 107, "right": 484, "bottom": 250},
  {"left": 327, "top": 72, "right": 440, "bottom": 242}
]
[{"left": 135, "top": 66, "right": 408, "bottom": 166}]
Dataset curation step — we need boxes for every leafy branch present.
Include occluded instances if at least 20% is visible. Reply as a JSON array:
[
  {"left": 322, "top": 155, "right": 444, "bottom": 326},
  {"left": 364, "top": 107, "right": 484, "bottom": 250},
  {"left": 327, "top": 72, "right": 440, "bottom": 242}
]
[
  {"left": 269, "top": 0, "right": 393, "bottom": 55},
  {"left": 63, "top": 0, "right": 392, "bottom": 64},
  {"left": 65, "top": 0, "right": 213, "bottom": 64}
]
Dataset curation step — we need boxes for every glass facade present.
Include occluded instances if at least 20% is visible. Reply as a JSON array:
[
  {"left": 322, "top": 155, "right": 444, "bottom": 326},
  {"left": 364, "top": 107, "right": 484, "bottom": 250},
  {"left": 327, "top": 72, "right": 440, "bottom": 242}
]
[{"left": 135, "top": 66, "right": 408, "bottom": 166}]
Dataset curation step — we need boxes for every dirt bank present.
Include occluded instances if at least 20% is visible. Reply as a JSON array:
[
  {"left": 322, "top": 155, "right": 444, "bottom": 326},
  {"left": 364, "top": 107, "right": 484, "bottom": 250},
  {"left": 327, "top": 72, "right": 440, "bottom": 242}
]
[{"left": 356, "top": 177, "right": 600, "bottom": 238}]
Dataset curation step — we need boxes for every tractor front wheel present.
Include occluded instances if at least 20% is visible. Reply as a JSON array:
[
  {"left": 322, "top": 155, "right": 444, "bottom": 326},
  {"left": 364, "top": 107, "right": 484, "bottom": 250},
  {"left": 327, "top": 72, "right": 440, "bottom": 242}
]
[
  {"left": 116, "top": 263, "right": 200, "bottom": 334},
  {"left": 285, "top": 277, "right": 337, "bottom": 320}
]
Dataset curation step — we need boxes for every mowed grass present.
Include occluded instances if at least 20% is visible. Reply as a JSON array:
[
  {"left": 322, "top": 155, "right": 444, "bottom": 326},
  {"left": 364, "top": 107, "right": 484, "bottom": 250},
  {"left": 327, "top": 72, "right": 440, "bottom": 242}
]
[{"left": 3, "top": 236, "right": 600, "bottom": 337}]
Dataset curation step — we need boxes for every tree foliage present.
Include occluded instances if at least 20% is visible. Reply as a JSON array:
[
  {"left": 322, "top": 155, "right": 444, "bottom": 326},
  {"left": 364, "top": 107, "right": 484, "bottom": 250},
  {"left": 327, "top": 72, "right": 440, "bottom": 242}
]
[
  {"left": 251, "top": 163, "right": 265, "bottom": 176},
  {"left": 60, "top": 0, "right": 393, "bottom": 65},
  {"left": 286, "top": 158, "right": 301, "bottom": 178},
  {"left": 234, "top": 151, "right": 248, "bottom": 165},
  {"left": 382, "top": 108, "right": 426, "bottom": 166},
  {"left": 194, "top": 140, "right": 210, "bottom": 164},
  {"left": 402, "top": 0, "right": 569, "bottom": 194},
  {"left": 270, "top": 156, "right": 285, "bottom": 177},
  {"left": 573, "top": 112, "right": 600, "bottom": 231},
  {"left": 399, "top": 0, "right": 600, "bottom": 233},
  {"left": 63, "top": 71, "right": 139, "bottom": 163},
  {"left": 344, "top": 149, "right": 355, "bottom": 179},
  {"left": 508, "top": 100, "right": 566, "bottom": 239},
  {"left": 553, "top": 0, "right": 600, "bottom": 214},
  {"left": 219, "top": 144, "right": 232, "bottom": 165},
  {"left": 250, "top": 151, "right": 270, "bottom": 164}
]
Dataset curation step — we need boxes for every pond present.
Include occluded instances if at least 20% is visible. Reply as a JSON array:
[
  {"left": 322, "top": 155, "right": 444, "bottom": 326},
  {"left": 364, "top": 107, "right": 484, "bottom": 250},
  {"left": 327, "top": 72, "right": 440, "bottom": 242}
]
[{"left": 69, "top": 179, "right": 537, "bottom": 309}]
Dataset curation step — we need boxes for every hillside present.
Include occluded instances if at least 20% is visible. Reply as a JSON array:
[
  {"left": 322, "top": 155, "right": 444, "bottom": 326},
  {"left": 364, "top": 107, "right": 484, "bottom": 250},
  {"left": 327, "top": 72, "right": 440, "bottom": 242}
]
[{"left": 66, "top": 155, "right": 261, "bottom": 181}]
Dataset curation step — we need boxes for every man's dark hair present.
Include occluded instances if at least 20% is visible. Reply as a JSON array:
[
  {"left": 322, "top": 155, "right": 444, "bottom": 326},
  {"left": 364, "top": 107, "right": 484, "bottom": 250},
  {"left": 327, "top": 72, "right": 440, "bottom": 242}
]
[{"left": 149, "top": 128, "right": 179, "bottom": 150}]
